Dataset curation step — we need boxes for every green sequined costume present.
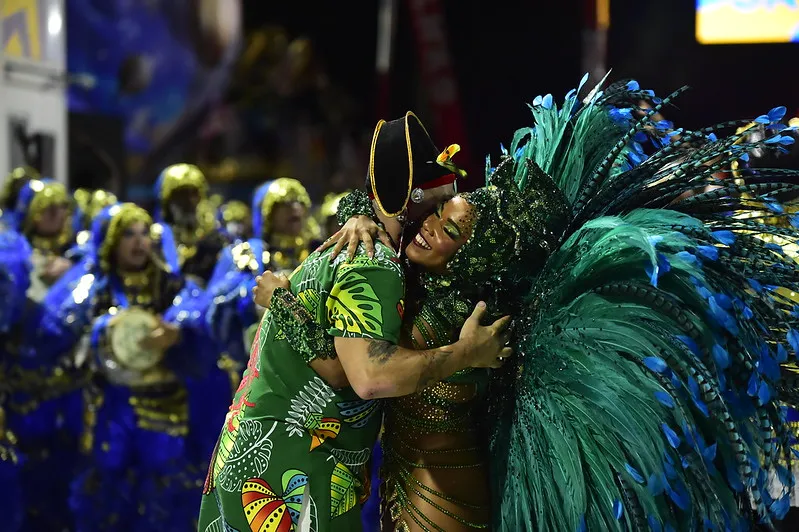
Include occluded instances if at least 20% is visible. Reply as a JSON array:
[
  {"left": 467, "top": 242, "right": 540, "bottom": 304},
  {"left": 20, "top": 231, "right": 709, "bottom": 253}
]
[{"left": 198, "top": 243, "right": 404, "bottom": 532}]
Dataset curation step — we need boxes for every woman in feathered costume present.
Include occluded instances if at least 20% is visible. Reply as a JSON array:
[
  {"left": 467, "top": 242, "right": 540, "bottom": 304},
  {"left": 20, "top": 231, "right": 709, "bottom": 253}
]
[{"left": 277, "top": 75, "right": 799, "bottom": 530}]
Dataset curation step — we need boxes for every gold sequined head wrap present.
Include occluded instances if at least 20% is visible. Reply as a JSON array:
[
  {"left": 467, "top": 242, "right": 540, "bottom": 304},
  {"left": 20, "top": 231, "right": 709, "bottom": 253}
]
[
  {"left": 258, "top": 178, "right": 319, "bottom": 239},
  {"left": 221, "top": 200, "right": 251, "bottom": 224},
  {"left": 1, "top": 166, "right": 40, "bottom": 209},
  {"left": 99, "top": 203, "right": 153, "bottom": 272},
  {"left": 22, "top": 179, "right": 72, "bottom": 235},
  {"left": 87, "top": 190, "right": 119, "bottom": 221},
  {"left": 158, "top": 163, "right": 208, "bottom": 212},
  {"left": 318, "top": 192, "right": 348, "bottom": 220},
  {"left": 73, "top": 188, "right": 91, "bottom": 215}
]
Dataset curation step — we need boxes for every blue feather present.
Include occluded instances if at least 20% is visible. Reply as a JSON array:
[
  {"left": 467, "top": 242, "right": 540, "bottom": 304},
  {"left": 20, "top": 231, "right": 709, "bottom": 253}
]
[
  {"left": 662, "top": 424, "right": 681, "bottom": 448},
  {"left": 748, "top": 278, "right": 764, "bottom": 293},
  {"left": 703, "top": 443, "right": 717, "bottom": 462},
  {"left": 714, "top": 293, "right": 733, "bottom": 309},
  {"left": 648, "top": 515, "right": 663, "bottom": 532},
  {"left": 759, "top": 350, "right": 780, "bottom": 381},
  {"left": 655, "top": 391, "right": 675, "bottom": 408},
  {"left": 740, "top": 152, "right": 750, "bottom": 162},
  {"left": 612, "top": 500, "right": 623, "bottom": 520},
  {"left": 777, "top": 343, "right": 788, "bottom": 363},
  {"left": 667, "top": 479, "right": 690, "bottom": 511},
  {"left": 625, "top": 80, "right": 640, "bottom": 91},
  {"left": 707, "top": 132, "right": 718, "bottom": 142},
  {"left": 648, "top": 473, "right": 666, "bottom": 496},
  {"left": 787, "top": 329, "right": 799, "bottom": 353},
  {"left": 768, "top": 106, "right": 787, "bottom": 122},
  {"left": 676, "top": 250, "right": 701, "bottom": 267},
  {"left": 696, "top": 245, "right": 719, "bottom": 261},
  {"left": 677, "top": 336, "right": 701, "bottom": 357},
  {"left": 747, "top": 372, "right": 759, "bottom": 397},
  {"left": 711, "top": 231, "right": 736, "bottom": 245},
  {"left": 772, "top": 494, "right": 790, "bottom": 520},
  {"left": 712, "top": 344, "right": 730, "bottom": 370},
  {"left": 625, "top": 463, "right": 645, "bottom": 484},
  {"left": 754, "top": 114, "right": 771, "bottom": 125},
  {"left": 765, "top": 202, "right": 785, "bottom": 214},
  {"left": 576, "top": 515, "right": 586, "bottom": 532},
  {"left": 757, "top": 381, "right": 771, "bottom": 405},
  {"left": 664, "top": 460, "right": 678, "bottom": 480},
  {"left": 643, "top": 357, "right": 669, "bottom": 373}
]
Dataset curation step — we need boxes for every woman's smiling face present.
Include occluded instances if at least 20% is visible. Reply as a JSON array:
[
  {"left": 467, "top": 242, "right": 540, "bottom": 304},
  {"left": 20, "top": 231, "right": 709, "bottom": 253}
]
[{"left": 404, "top": 195, "right": 475, "bottom": 273}]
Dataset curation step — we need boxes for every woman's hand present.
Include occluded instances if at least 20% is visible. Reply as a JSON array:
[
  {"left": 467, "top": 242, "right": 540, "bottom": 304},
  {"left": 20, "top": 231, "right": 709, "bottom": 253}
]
[
  {"left": 316, "top": 215, "right": 392, "bottom": 261},
  {"left": 139, "top": 320, "right": 181, "bottom": 352},
  {"left": 253, "top": 271, "right": 290, "bottom": 309},
  {"left": 41, "top": 256, "right": 72, "bottom": 284},
  {"left": 458, "top": 302, "right": 513, "bottom": 369}
]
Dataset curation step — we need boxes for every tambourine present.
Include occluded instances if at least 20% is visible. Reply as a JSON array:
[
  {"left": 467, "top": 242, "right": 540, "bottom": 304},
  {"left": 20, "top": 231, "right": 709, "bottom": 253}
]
[{"left": 108, "top": 308, "right": 164, "bottom": 371}]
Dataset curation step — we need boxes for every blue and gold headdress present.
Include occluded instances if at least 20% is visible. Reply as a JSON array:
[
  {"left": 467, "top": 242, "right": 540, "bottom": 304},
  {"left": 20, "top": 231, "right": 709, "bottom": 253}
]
[
  {"left": 154, "top": 163, "right": 208, "bottom": 222},
  {"left": 95, "top": 203, "right": 153, "bottom": 273},
  {"left": 251, "top": 178, "right": 319, "bottom": 240},
  {"left": 1, "top": 166, "right": 39, "bottom": 210}
]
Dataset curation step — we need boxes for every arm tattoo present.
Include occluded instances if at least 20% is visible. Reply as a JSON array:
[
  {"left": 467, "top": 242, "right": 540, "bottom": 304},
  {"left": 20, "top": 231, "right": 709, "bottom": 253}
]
[
  {"left": 367, "top": 339, "right": 400, "bottom": 364},
  {"left": 416, "top": 347, "right": 453, "bottom": 391}
]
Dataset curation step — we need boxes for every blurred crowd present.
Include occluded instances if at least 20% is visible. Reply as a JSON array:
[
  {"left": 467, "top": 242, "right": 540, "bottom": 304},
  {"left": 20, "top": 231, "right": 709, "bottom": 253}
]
[{"left": 0, "top": 164, "right": 347, "bottom": 531}]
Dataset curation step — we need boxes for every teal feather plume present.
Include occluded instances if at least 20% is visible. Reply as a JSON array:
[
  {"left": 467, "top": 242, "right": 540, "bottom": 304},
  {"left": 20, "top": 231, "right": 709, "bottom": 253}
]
[{"left": 486, "top": 75, "right": 799, "bottom": 531}]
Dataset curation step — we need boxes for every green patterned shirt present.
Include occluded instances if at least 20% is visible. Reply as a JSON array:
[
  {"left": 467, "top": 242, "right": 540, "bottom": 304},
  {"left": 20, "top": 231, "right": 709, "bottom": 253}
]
[{"left": 200, "top": 243, "right": 404, "bottom": 531}]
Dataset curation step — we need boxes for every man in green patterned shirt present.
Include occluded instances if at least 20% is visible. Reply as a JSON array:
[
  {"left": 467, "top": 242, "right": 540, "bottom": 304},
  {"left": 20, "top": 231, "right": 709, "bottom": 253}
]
[{"left": 198, "top": 231, "right": 508, "bottom": 532}]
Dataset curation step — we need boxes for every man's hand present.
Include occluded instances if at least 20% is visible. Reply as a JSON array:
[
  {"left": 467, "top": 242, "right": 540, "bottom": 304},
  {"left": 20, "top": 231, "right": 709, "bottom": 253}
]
[
  {"left": 316, "top": 215, "right": 392, "bottom": 261},
  {"left": 41, "top": 256, "right": 72, "bottom": 284},
  {"left": 253, "top": 271, "right": 290, "bottom": 309},
  {"left": 139, "top": 320, "right": 181, "bottom": 352},
  {"left": 458, "top": 302, "right": 512, "bottom": 369}
]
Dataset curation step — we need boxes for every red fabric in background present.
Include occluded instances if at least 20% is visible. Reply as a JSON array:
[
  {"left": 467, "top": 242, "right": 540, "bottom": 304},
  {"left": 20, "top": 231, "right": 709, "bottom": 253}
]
[{"left": 406, "top": 0, "right": 475, "bottom": 178}]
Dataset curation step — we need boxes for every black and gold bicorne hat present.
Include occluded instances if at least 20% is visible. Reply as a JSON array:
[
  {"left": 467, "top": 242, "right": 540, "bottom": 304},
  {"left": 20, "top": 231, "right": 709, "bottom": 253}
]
[{"left": 367, "top": 111, "right": 465, "bottom": 217}]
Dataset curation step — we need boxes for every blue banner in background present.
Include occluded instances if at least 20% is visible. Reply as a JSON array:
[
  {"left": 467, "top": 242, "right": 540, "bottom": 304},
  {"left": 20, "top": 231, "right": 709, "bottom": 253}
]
[
  {"left": 67, "top": 0, "right": 197, "bottom": 154},
  {"left": 66, "top": 0, "right": 241, "bottom": 184}
]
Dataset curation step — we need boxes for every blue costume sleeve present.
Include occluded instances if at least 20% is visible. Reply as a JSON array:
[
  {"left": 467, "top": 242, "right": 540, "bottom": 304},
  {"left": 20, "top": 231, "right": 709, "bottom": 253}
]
[
  {"left": 162, "top": 277, "right": 216, "bottom": 379},
  {"left": 22, "top": 259, "right": 98, "bottom": 364},
  {"left": 0, "top": 230, "right": 32, "bottom": 333},
  {"left": 204, "top": 239, "right": 263, "bottom": 363}
]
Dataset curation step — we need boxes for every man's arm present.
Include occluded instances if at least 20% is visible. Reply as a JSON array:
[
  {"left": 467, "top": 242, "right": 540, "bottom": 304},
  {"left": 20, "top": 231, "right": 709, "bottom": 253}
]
[{"left": 334, "top": 303, "right": 510, "bottom": 400}]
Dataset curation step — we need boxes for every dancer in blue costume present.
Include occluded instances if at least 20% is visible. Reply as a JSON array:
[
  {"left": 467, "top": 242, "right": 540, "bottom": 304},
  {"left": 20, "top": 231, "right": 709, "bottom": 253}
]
[
  {"left": 206, "top": 177, "right": 321, "bottom": 365},
  {"left": 0, "top": 229, "right": 33, "bottom": 532},
  {"left": 217, "top": 199, "right": 253, "bottom": 243},
  {"left": 153, "top": 163, "right": 229, "bottom": 287},
  {"left": 4, "top": 178, "right": 85, "bottom": 530},
  {"left": 37, "top": 202, "right": 215, "bottom": 531}
]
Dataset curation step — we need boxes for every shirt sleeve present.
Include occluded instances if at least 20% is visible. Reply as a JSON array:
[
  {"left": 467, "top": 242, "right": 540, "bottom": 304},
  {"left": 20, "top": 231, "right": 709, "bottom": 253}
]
[{"left": 325, "top": 257, "right": 405, "bottom": 344}]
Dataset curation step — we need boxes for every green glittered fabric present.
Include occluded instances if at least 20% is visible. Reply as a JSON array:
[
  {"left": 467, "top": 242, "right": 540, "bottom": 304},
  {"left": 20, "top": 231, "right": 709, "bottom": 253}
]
[
  {"left": 447, "top": 157, "right": 570, "bottom": 302},
  {"left": 335, "top": 189, "right": 374, "bottom": 227},
  {"left": 269, "top": 287, "right": 336, "bottom": 363}
]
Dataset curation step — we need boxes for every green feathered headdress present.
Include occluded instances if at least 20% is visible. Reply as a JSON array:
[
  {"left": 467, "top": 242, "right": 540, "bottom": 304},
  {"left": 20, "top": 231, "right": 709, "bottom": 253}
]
[{"left": 447, "top": 156, "right": 570, "bottom": 289}]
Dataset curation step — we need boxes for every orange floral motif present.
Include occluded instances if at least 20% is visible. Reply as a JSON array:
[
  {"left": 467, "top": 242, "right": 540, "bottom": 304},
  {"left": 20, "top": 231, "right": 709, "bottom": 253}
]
[{"left": 306, "top": 415, "right": 341, "bottom": 451}]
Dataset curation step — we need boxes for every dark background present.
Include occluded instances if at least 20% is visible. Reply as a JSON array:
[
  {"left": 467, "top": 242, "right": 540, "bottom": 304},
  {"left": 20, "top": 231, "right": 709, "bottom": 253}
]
[
  {"left": 245, "top": 0, "right": 797, "bottom": 164},
  {"left": 68, "top": 0, "right": 799, "bottom": 194}
]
